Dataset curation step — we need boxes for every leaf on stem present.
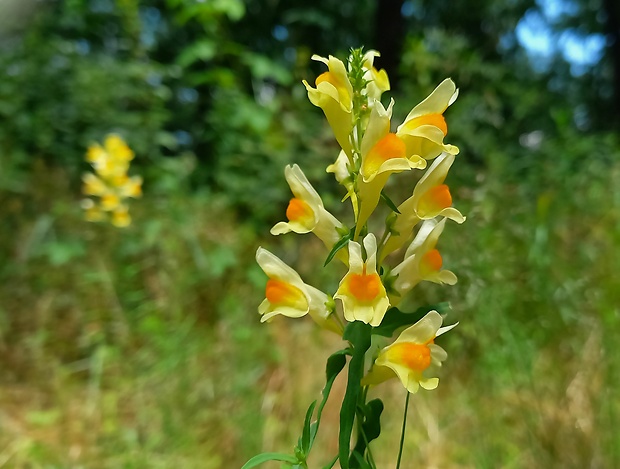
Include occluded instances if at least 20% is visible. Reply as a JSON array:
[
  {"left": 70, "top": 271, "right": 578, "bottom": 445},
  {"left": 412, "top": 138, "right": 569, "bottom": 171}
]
[
  {"left": 380, "top": 190, "right": 401, "bottom": 214},
  {"left": 309, "top": 348, "right": 350, "bottom": 448},
  {"left": 339, "top": 321, "right": 372, "bottom": 469},
  {"left": 324, "top": 227, "right": 354, "bottom": 266},
  {"left": 241, "top": 452, "right": 299, "bottom": 468}
]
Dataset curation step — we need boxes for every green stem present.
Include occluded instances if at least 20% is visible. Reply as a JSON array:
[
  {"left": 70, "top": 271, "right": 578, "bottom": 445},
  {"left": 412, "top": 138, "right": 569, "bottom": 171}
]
[{"left": 396, "top": 391, "right": 410, "bottom": 469}]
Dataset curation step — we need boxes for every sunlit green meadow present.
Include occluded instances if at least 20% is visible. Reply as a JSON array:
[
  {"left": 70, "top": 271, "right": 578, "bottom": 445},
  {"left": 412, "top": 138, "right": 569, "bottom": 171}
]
[
  {"left": 2, "top": 0, "right": 620, "bottom": 467},
  {"left": 1, "top": 150, "right": 619, "bottom": 467}
]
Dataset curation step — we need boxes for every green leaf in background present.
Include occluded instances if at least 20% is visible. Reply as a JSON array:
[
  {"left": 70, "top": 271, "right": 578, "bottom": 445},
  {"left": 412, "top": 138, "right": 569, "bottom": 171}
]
[
  {"left": 241, "top": 452, "right": 298, "bottom": 469},
  {"left": 176, "top": 39, "right": 217, "bottom": 68},
  {"left": 373, "top": 303, "right": 451, "bottom": 338},
  {"left": 339, "top": 322, "right": 372, "bottom": 469}
]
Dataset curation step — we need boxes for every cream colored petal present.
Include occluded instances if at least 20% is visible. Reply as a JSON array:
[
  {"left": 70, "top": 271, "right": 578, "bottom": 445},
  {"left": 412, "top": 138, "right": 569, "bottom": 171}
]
[
  {"left": 394, "top": 311, "right": 442, "bottom": 344},
  {"left": 362, "top": 233, "right": 379, "bottom": 272},
  {"left": 285, "top": 164, "right": 323, "bottom": 208},
  {"left": 364, "top": 160, "right": 413, "bottom": 183},
  {"left": 412, "top": 153, "right": 454, "bottom": 202},
  {"left": 405, "top": 377, "right": 422, "bottom": 393},
  {"left": 346, "top": 239, "right": 363, "bottom": 273},
  {"left": 311, "top": 54, "right": 329, "bottom": 66},
  {"left": 327, "top": 55, "right": 353, "bottom": 105},
  {"left": 270, "top": 220, "right": 311, "bottom": 235},
  {"left": 400, "top": 125, "right": 446, "bottom": 143},
  {"left": 361, "top": 99, "right": 392, "bottom": 158},
  {"left": 429, "top": 343, "right": 448, "bottom": 362},
  {"left": 350, "top": 303, "right": 376, "bottom": 324},
  {"left": 433, "top": 269, "right": 458, "bottom": 285},
  {"left": 399, "top": 134, "right": 446, "bottom": 161},
  {"left": 304, "top": 80, "right": 354, "bottom": 156},
  {"left": 362, "top": 49, "right": 380, "bottom": 66},
  {"left": 355, "top": 172, "right": 390, "bottom": 238},
  {"left": 361, "top": 364, "right": 397, "bottom": 386},
  {"left": 312, "top": 207, "right": 346, "bottom": 254},
  {"left": 436, "top": 322, "right": 458, "bottom": 337},
  {"left": 255, "top": 247, "right": 304, "bottom": 288},
  {"left": 369, "top": 295, "right": 390, "bottom": 327},
  {"left": 260, "top": 303, "right": 309, "bottom": 322},
  {"left": 419, "top": 377, "right": 439, "bottom": 390},
  {"left": 391, "top": 254, "right": 421, "bottom": 297},
  {"left": 401, "top": 79, "right": 457, "bottom": 122},
  {"left": 404, "top": 219, "right": 441, "bottom": 258},
  {"left": 326, "top": 150, "right": 351, "bottom": 184},
  {"left": 437, "top": 207, "right": 466, "bottom": 224}
]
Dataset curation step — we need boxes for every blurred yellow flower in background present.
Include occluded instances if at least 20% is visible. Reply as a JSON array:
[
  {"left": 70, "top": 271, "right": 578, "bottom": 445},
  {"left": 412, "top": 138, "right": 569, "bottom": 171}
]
[{"left": 81, "top": 134, "right": 142, "bottom": 227}]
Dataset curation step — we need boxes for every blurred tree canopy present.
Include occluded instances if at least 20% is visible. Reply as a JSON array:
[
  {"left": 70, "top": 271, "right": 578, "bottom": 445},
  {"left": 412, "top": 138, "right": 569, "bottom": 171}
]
[{"left": 0, "top": 0, "right": 618, "bottom": 224}]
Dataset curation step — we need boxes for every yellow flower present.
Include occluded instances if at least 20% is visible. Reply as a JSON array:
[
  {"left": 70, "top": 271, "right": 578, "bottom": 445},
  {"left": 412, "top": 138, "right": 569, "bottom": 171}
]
[
  {"left": 334, "top": 234, "right": 390, "bottom": 326},
  {"left": 118, "top": 175, "right": 143, "bottom": 198},
  {"left": 389, "top": 219, "right": 457, "bottom": 304},
  {"left": 86, "top": 134, "right": 134, "bottom": 179},
  {"left": 80, "top": 199, "right": 104, "bottom": 222},
  {"left": 271, "top": 164, "right": 345, "bottom": 255},
  {"left": 111, "top": 205, "right": 131, "bottom": 228},
  {"left": 104, "top": 134, "right": 134, "bottom": 162},
  {"left": 382, "top": 152, "right": 465, "bottom": 259},
  {"left": 355, "top": 99, "right": 427, "bottom": 237},
  {"left": 396, "top": 79, "right": 460, "bottom": 160},
  {"left": 100, "top": 193, "right": 121, "bottom": 211},
  {"left": 362, "top": 311, "right": 457, "bottom": 393},
  {"left": 362, "top": 50, "right": 390, "bottom": 102},
  {"left": 303, "top": 55, "right": 354, "bottom": 157},
  {"left": 256, "top": 247, "right": 341, "bottom": 333},
  {"left": 82, "top": 134, "right": 141, "bottom": 227},
  {"left": 82, "top": 173, "right": 108, "bottom": 196}
]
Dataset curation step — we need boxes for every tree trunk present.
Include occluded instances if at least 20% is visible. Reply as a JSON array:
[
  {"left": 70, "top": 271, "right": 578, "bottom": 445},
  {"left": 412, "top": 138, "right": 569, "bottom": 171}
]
[{"left": 373, "top": 0, "right": 405, "bottom": 90}]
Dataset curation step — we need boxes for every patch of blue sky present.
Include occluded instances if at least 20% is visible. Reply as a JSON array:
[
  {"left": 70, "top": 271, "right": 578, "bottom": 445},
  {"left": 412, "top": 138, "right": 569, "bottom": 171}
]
[{"left": 515, "top": 0, "right": 605, "bottom": 75}]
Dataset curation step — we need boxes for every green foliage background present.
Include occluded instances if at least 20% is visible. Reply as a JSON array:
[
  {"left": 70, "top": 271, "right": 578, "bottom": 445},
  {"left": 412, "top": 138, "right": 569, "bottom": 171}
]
[{"left": 1, "top": 0, "right": 619, "bottom": 467}]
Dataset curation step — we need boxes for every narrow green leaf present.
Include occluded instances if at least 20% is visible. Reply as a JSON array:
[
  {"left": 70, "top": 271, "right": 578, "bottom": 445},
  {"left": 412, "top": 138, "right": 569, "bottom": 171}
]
[
  {"left": 380, "top": 190, "right": 401, "bottom": 214},
  {"left": 300, "top": 400, "right": 317, "bottom": 454},
  {"left": 339, "top": 322, "right": 372, "bottom": 469},
  {"left": 322, "top": 455, "right": 339, "bottom": 469},
  {"left": 373, "top": 303, "right": 451, "bottom": 338},
  {"left": 310, "top": 349, "right": 349, "bottom": 447},
  {"left": 241, "top": 452, "right": 298, "bottom": 468},
  {"left": 351, "top": 451, "right": 372, "bottom": 469},
  {"left": 324, "top": 228, "right": 354, "bottom": 266}
]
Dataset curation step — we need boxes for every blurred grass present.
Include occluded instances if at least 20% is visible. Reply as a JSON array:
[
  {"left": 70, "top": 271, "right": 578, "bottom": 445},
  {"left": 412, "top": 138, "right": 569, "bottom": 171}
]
[{"left": 1, "top": 152, "right": 619, "bottom": 468}]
